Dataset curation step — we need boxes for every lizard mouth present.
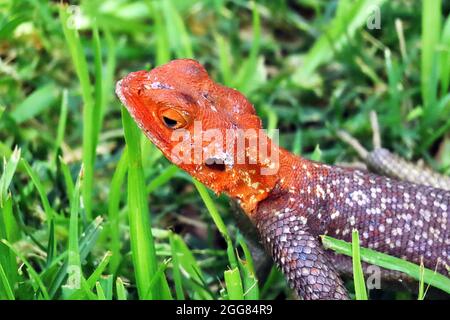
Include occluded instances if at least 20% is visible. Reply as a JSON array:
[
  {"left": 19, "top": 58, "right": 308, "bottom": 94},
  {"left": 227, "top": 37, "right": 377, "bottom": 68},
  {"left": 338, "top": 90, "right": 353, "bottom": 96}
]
[{"left": 115, "top": 79, "right": 126, "bottom": 106}]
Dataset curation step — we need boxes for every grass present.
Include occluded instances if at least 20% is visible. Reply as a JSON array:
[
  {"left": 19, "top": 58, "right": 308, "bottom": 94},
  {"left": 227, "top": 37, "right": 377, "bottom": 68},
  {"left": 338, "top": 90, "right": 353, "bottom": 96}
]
[
  {"left": 351, "top": 229, "right": 368, "bottom": 300},
  {"left": 122, "top": 106, "right": 169, "bottom": 299},
  {"left": 323, "top": 235, "right": 450, "bottom": 295},
  {"left": 0, "top": 0, "right": 450, "bottom": 300}
]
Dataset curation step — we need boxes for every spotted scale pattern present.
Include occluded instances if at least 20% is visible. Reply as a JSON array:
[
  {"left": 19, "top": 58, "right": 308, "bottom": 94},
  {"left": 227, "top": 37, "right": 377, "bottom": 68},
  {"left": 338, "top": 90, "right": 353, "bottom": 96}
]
[{"left": 253, "top": 159, "right": 450, "bottom": 299}]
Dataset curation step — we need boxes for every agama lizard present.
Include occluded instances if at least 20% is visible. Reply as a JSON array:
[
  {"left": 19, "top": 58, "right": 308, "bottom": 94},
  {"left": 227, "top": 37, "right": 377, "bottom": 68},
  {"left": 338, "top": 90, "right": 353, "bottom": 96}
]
[{"left": 116, "top": 59, "right": 450, "bottom": 300}]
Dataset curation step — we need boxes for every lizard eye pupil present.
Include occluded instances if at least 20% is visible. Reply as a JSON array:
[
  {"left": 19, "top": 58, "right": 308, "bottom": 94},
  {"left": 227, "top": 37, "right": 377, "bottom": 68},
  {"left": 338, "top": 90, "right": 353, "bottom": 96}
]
[
  {"left": 160, "top": 108, "right": 190, "bottom": 129},
  {"left": 162, "top": 116, "right": 178, "bottom": 128}
]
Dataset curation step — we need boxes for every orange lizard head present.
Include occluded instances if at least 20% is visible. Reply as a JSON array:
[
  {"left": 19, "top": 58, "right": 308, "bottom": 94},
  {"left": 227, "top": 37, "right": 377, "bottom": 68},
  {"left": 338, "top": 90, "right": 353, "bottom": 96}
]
[{"left": 116, "top": 59, "right": 281, "bottom": 214}]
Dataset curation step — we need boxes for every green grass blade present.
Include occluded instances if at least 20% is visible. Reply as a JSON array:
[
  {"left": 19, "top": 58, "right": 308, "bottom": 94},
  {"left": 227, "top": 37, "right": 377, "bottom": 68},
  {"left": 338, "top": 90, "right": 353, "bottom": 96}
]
[
  {"left": 59, "top": 5, "right": 96, "bottom": 220},
  {"left": 98, "top": 275, "right": 114, "bottom": 300},
  {"left": 21, "top": 159, "right": 55, "bottom": 222},
  {"left": 421, "top": 0, "right": 442, "bottom": 108},
  {"left": 65, "top": 276, "right": 97, "bottom": 300},
  {"left": 310, "top": 144, "right": 322, "bottom": 162},
  {"left": 0, "top": 15, "right": 28, "bottom": 41},
  {"left": 116, "top": 277, "right": 128, "bottom": 300},
  {"left": 236, "top": 234, "right": 256, "bottom": 276},
  {"left": 0, "top": 196, "right": 18, "bottom": 293},
  {"left": 21, "top": 158, "right": 56, "bottom": 264},
  {"left": 96, "top": 282, "right": 106, "bottom": 300},
  {"left": 67, "top": 251, "right": 112, "bottom": 300},
  {"left": 103, "top": 28, "right": 117, "bottom": 106},
  {"left": 0, "top": 146, "right": 21, "bottom": 206},
  {"left": 160, "top": 0, "right": 193, "bottom": 58},
  {"left": 1, "top": 195, "right": 19, "bottom": 243},
  {"left": 237, "top": 234, "right": 259, "bottom": 300},
  {"left": 384, "top": 49, "right": 402, "bottom": 129},
  {"left": 440, "top": 14, "right": 450, "bottom": 93},
  {"left": 0, "top": 261, "right": 14, "bottom": 300},
  {"left": 215, "top": 34, "right": 232, "bottom": 86},
  {"left": 108, "top": 148, "right": 128, "bottom": 273},
  {"left": 0, "top": 181, "right": 17, "bottom": 299},
  {"left": 351, "top": 229, "right": 368, "bottom": 300},
  {"left": 170, "top": 232, "right": 213, "bottom": 300},
  {"left": 240, "top": 262, "right": 259, "bottom": 300},
  {"left": 262, "top": 104, "right": 278, "bottom": 138},
  {"left": 292, "top": 130, "right": 303, "bottom": 155},
  {"left": 53, "top": 89, "right": 68, "bottom": 165},
  {"left": 46, "top": 219, "right": 56, "bottom": 266},
  {"left": 421, "top": 93, "right": 450, "bottom": 150},
  {"left": 418, "top": 262, "right": 425, "bottom": 300},
  {"left": 121, "top": 106, "right": 165, "bottom": 299},
  {"left": 224, "top": 267, "right": 244, "bottom": 300},
  {"left": 146, "top": 164, "right": 178, "bottom": 194},
  {"left": 322, "top": 235, "right": 450, "bottom": 294},
  {"left": 234, "top": 1, "right": 261, "bottom": 94},
  {"left": 292, "top": 0, "right": 386, "bottom": 87},
  {"left": 59, "top": 156, "right": 75, "bottom": 203},
  {"left": 48, "top": 216, "right": 104, "bottom": 298},
  {"left": 91, "top": 25, "right": 103, "bottom": 157},
  {"left": 169, "top": 232, "right": 185, "bottom": 300},
  {"left": 63, "top": 168, "right": 83, "bottom": 298},
  {"left": 192, "top": 179, "right": 238, "bottom": 269},
  {"left": 86, "top": 251, "right": 112, "bottom": 290},
  {"left": 146, "top": 0, "right": 170, "bottom": 65},
  {"left": 144, "top": 259, "right": 171, "bottom": 299},
  {"left": 79, "top": 277, "right": 98, "bottom": 300},
  {"left": 10, "top": 84, "right": 58, "bottom": 124},
  {"left": 1, "top": 239, "right": 50, "bottom": 299}
]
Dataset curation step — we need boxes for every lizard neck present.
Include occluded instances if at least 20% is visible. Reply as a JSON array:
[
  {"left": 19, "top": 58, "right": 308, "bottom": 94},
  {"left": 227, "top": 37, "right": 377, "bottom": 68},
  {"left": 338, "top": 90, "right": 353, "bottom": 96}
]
[{"left": 225, "top": 144, "right": 310, "bottom": 216}]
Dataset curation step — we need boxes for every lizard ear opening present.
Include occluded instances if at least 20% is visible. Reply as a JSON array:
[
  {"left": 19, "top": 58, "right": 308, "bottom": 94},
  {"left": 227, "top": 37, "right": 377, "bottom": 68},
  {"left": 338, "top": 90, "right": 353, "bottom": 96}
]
[
  {"left": 205, "top": 157, "right": 226, "bottom": 172},
  {"left": 160, "top": 108, "right": 191, "bottom": 129}
]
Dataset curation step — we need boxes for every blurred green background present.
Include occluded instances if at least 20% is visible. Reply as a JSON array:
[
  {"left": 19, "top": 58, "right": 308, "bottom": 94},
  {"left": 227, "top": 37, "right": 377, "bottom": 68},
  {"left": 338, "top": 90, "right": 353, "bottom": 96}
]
[{"left": 0, "top": 0, "right": 449, "bottom": 300}]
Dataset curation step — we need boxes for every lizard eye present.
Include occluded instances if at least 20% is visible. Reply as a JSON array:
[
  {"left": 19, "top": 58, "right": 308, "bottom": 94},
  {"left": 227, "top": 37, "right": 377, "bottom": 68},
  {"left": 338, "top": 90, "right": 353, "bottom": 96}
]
[{"left": 160, "top": 108, "right": 190, "bottom": 129}]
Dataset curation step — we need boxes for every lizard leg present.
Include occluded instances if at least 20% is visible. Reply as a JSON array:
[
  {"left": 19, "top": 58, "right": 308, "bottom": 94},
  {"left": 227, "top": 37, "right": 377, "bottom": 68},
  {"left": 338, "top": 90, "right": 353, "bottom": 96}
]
[
  {"left": 367, "top": 111, "right": 450, "bottom": 190},
  {"left": 365, "top": 148, "right": 450, "bottom": 191},
  {"left": 337, "top": 112, "right": 450, "bottom": 190},
  {"left": 254, "top": 208, "right": 349, "bottom": 300}
]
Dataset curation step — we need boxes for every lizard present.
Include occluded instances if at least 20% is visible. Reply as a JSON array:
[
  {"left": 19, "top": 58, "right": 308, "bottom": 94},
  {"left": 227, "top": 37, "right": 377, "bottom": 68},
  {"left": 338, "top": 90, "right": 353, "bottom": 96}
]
[{"left": 115, "top": 59, "right": 450, "bottom": 300}]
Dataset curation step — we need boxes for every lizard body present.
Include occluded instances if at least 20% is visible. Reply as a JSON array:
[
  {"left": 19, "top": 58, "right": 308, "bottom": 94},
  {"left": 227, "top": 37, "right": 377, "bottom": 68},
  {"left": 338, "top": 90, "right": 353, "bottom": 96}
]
[{"left": 116, "top": 59, "right": 450, "bottom": 299}]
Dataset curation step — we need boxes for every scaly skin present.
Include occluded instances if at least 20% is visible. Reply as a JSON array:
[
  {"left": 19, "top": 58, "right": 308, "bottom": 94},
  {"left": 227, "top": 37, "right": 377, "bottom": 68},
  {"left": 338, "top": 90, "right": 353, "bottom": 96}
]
[{"left": 116, "top": 59, "right": 450, "bottom": 300}]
